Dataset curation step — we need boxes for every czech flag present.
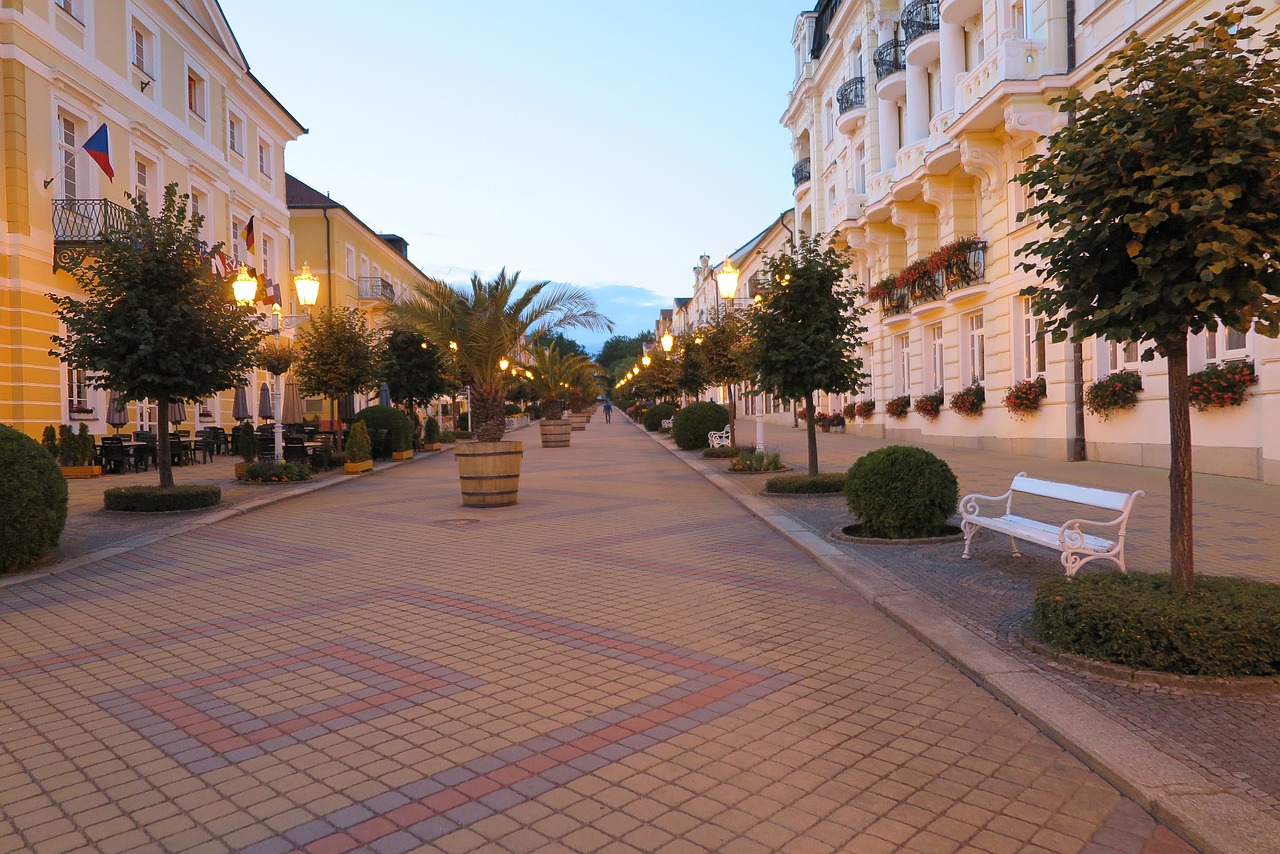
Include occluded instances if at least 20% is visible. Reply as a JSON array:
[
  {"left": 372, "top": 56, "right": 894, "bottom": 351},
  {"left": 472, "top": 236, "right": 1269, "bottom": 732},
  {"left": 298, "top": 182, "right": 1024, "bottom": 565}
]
[
  {"left": 241, "top": 215, "right": 255, "bottom": 253},
  {"left": 82, "top": 123, "right": 114, "bottom": 181}
]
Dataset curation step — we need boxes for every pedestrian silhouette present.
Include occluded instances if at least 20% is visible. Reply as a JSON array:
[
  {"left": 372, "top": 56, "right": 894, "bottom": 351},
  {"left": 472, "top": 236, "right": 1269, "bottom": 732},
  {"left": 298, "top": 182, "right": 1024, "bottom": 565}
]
[{"left": 603, "top": 399, "right": 612, "bottom": 423}]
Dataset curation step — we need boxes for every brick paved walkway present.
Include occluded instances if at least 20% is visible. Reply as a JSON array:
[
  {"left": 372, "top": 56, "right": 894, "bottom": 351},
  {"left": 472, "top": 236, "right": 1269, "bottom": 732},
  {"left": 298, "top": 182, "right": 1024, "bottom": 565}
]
[{"left": 2, "top": 421, "right": 1194, "bottom": 852}]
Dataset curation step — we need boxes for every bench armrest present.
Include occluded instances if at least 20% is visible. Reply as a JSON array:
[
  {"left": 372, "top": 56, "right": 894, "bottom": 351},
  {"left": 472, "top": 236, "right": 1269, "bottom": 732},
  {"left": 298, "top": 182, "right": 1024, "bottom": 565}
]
[{"left": 959, "top": 489, "right": 1013, "bottom": 518}]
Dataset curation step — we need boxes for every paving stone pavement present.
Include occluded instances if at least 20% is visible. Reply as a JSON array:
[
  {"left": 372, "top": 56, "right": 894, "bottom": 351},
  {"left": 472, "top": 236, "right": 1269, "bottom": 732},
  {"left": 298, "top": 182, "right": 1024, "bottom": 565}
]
[{"left": 2, "top": 420, "right": 1197, "bottom": 853}]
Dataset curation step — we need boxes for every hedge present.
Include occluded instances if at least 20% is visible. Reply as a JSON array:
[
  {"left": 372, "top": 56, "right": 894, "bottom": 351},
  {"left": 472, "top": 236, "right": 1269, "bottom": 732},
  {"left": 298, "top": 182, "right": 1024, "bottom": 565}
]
[
  {"left": 0, "top": 424, "right": 68, "bottom": 573},
  {"left": 104, "top": 484, "right": 221, "bottom": 512},
  {"left": 764, "top": 473, "right": 846, "bottom": 494}
]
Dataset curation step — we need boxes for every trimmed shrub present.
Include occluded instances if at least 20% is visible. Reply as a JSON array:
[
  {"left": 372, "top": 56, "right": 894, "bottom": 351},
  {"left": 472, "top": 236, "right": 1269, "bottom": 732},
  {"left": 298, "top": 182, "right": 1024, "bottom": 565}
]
[
  {"left": 524, "top": 403, "right": 542, "bottom": 420},
  {"left": 504, "top": 403, "right": 523, "bottom": 416},
  {"left": 56, "top": 424, "right": 76, "bottom": 466},
  {"left": 702, "top": 445, "right": 751, "bottom": 459},
  {"left": 328, "top": 451, "right": 348, "bottom": 467},
  {"left": 104, "top": 484, "right": 221, "bottom": 512},
  {"left": 424, "top": 416, "right": 441, "bottom": 444},
  {"left": 41, "top": 425, "right": 58, "bottom": 457},
  {"left": 0, "top": 424, "right": 69, "bottom": 573},
  {"left": 441, "top": 430, "right": 472, "bottom": 442},
  {"left": 764, "top": 472, "right": 846, "bottom": 494},
  {"left": 239, "top": 461, "right": 312, "bottom": 483},
  {"left": 354, "top": 404, "right": 413, "bottom": 452},
  {"left": 1035, "top": 572, "right": 1280, "bottom": 676},
  {"left": 844, "top": 445, "right": 958, "bottom": 538},
  {"left": 642, "top": 403, "right": 675, "bottom": 432},
  {"left": 456, "top": 412, "right": 469, "bottom": 431},
  {"left": 670, "top": 401, "right": 730, "bottom": 450},
  {"left": 236, "top": 421, "right": 258, "bottom": 463},
  {"left": 346, "top": 421, "right": 372, "bottom": 463}
]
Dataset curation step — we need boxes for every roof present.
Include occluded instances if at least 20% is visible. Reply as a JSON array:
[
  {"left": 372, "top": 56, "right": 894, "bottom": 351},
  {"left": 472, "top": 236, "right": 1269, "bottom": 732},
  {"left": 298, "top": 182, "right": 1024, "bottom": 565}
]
[
  {"left": 286, "top": 174, "right": 340, "bottom": 208},
  {"left": 726, "top": 209, "right": 795, "bottom": 268}
]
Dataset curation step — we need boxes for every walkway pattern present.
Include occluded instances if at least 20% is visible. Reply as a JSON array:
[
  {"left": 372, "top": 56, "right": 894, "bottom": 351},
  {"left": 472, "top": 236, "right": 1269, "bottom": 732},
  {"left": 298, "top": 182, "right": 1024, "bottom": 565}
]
[{"left": 1, "top": 422, "right": 1190, "bottom": 852}]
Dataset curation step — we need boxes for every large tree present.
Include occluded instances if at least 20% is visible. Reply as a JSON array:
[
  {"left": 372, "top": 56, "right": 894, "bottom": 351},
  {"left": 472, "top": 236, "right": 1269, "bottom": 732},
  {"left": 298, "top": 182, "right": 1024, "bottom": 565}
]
[
  {"left": 748, "top": 234, "right": 868, "bottom": 476},
  {"left": 294, "top": 306, "right": 380, "bottom": 445},
  {"left": 380, "top": 329, "right": 454, "bottom": 418},
  {"left": 49, "top": 184, "right": 265, "bottom": 488},
  {"left": 698, "top": 308, "right": 753, "bottom": 446},
  {"left": 1014, "top": 3, "right": 1280, "bottom": 591},
  {"left": 389, "top": 270, "right": 612, "bottom": 442}
]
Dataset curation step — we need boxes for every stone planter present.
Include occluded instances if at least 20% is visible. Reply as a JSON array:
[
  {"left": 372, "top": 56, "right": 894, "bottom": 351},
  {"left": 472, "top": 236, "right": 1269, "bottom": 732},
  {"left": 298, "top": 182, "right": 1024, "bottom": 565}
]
[
  {"left": 456, "top": 441, "right": 522, "bottom": 507},
  {"left": 344, "top": 459, "right": 373, "bottom": 474},
  {"left": 60, "top": 465, "right": 102, "bottom": 479},
  {"left": 391, "top": 450, "right": 414, "bottom": 461},
  {"left": 540, "top": 419, "right": 571, "bottom": 448}
]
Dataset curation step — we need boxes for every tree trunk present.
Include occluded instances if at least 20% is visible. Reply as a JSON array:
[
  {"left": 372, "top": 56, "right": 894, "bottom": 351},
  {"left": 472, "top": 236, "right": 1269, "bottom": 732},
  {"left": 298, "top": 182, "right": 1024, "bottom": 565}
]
[
  {"left": 727, "top": 384, "right": 737, "bottom": 447},
  {"left": 804, "top": 389, "right": 818, "bottom": 476},
  {"left": 156, "top": 395, "right": 174, "bottom": 489},
  {"left": 472, "top": 384, "right": 508, "bottom": 443},
  {"left": 1167, "top": 340, "right": 1194, "bottom": 592}
]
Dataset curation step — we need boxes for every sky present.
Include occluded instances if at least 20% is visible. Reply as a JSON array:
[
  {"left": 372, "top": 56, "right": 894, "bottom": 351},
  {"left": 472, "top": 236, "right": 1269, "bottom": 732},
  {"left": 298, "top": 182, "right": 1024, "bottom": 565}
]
[{"left": 217, "top": 1, "right": 802, "bottom": 354}]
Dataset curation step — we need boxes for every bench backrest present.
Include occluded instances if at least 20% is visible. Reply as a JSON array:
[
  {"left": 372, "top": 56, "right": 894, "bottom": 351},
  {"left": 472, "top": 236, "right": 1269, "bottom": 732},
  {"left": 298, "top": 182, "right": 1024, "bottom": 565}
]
[{"left": 1011, "top": 473, "right": 1135, "bottom": 511}]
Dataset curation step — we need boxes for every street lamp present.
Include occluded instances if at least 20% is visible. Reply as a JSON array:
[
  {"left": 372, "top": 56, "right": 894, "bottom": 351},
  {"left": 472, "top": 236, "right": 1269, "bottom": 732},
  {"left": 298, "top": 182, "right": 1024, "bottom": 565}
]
[
  {"left": 715, "top": 257, "right": 741, "bottom": 446},
  {"left": 641, "top": 354, "right": 651, "bottom": 367},
  {"left": 232, "top": 265, "right": 258, "bottom": 306},
  {"left": 661, "top": 332, "right": 673, "bottom": 353}
]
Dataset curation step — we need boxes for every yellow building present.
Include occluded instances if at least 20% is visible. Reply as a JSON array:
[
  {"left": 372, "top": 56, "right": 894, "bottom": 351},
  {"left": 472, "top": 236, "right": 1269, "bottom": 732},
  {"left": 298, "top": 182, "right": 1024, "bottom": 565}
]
[
  {"left": 783, "top": 0, "right": 1280, "bottom": 482},
  {"left": 0, "top": 0, "right": 304, "bottom": 439},
  {"left": 286, "top": 173, "right": 431, "bottom": 426}
]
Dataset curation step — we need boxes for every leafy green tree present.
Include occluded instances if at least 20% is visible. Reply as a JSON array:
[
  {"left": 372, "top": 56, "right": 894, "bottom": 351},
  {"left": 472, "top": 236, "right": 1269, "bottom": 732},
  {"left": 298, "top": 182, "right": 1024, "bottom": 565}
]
[
  {"left": 631, "top": 351, "right": 680, "bottom": 404},
  {"left": 389, "top": 270, "right": 612, "bottom": 442},
  {"left": 748, "top": 234, "right": 867, "bottom": 476},
  {"left": 597, "top": 332, "right": 653, "bottom": 368},
  {"left": 698, "top": 309, "right": 753, "bottom": 446},
  {"left": 1013, "top": 3, "right": 1280, "bottom": 591},
  {"left": 674, "top": 331, "right": 710, "bottom": 400},
  {"left": 532, "top": 332, "right": 587, "bottom": 359},
  {"left": 380, "top": 329, "right": 453, "bottom": 419},
  {"left": 49, "top": 184, "right": 265, "bottom": 487},
  {"left": 294, "top": 306, "right": 380, "bottom": 446}
]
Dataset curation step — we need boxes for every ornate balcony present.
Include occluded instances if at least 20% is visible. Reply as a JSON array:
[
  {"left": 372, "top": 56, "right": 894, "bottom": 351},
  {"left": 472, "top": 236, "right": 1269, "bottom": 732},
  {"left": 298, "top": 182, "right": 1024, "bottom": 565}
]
[
  {"left": 792, "top": 158, "right": 812, "bottom": 187},
  {"left": 902, "top": 0, "right": 940, "bottom": 44},
  {"left": 836, "top": 77, "right": 866, "bottom": 113},
  {"left": 873, "top": 40, "right": 905, "bottom": 79},
  {"left": 358, "top": 277, "right": 395, "bottom": 303},
  {"left": 880, "top": 286, "right": 911, "bottom": 317},
  {"left": 52, "top": 198, "right": 133, "bottom": 272}
]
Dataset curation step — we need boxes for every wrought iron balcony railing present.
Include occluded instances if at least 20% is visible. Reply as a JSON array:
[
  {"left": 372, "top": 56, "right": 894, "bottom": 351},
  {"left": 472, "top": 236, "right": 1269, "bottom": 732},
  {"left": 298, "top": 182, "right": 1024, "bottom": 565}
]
[
  {"left": 52, "top": 198, "right": 134, "bottom": 272},
  {"left": 836, "top": 77, "right": 866, "bottom": 113},
  {"left": 358, "top": 277, "right": 395, "bottom": 302},
  {"left": 880, "top": 286, "right": 911, "bottom": 317},
  {"left": 943, "top": 241, "right": 986, "bottom": 293},
  {"left": 792, "top": 158, "right": 812, "bottom": 187},
  {"left": 902, "top": 0, "right": 940, "bottom": 44},
  {"left": 873, "top": 39, "right": 906, "bottom": 78}
]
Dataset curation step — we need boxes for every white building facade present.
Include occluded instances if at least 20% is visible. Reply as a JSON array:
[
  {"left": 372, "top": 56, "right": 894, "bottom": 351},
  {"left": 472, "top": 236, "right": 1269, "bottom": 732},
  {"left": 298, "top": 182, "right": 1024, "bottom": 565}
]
[{"left": 782, "top": 0, "right": 1280, "bottom": 483}]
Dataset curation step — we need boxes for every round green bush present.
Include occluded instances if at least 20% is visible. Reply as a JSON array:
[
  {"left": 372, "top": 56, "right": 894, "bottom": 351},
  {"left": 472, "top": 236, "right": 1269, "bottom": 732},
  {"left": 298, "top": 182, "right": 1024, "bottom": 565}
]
[
  {"left": 0, "top": 424, "right": 68, "bottom": 573},
  {"left": 670, "top": 401, "right": 730, "bottom": 450},
  {"left": 423, "top": 415, "right": 441, "bottom": 443},
  {"left": 103, "top": 484, "right": 221, "bottom": 512},
  {"left": 346, "top": 421, "right": 373, "bottom": 463},
  {"left": 844, "top": 445, "right": 958, "bottom": 538},
  {"left": 354, "top": 405, "right": 413, "bottom": 452},
  {"left": 1035, "top": 572, "right": 1280, "bottom": 677},
  {"left": 641, "top": 403, "right": 675, "bottom": 432},
  {"left": 764, "top": 472, "right": 846, "bottom": 494},
  {"left": 524, "top": 403, "right": 542, "bottom": 420},
  {"left": 504, "top": 403, "right": 523, "bottom": 416}
]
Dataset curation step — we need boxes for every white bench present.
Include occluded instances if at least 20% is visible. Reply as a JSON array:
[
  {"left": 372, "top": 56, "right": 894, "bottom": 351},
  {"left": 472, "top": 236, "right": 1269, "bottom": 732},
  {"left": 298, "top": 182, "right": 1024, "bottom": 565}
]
[
  {"left": 959, "top": 472, "right": 1144, "bottom": 577},
  {"left": 708, "top": 425, "right": 732, "bottom": 448},
  {"left": 660, "top": 418, "right": 673, "bottom": 430}
]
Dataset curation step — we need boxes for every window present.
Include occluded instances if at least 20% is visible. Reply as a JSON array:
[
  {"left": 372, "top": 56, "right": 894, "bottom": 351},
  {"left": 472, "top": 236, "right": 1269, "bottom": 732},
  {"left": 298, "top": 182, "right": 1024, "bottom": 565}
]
[
  {"left": 56, "top": 112, "right": 79, "bottom": 200},
  {"left": 1100, "top": 337, "right": 1141, "bottom": 376},
  {"left": 257, "top": 140, "right": 272, "bottom": 177},
  {"left": 1205, "top": 326, "right": 1249, "bottom": 363},
  {"left": 66, "top": 368, "right": 90, "bottom": 412},
  {"left": 344, "top": 246, "right": 356, "bottom": 278},
  {"left": 964, "top": 312, "right": 985, "bottom": 382},
  {"left": 1014, "top": 143, "right": 1036, "bottom": 227},
  {"left": 55, "top": 0, "right": 81, "bottom": 22},
  {"left": 261, "top": 235, "right": 273, "bottom": 281},
  {"left": 134, "top": 157, "right": 151, "bottom": 205},
  {"left": 854, "top": 144, "right": 866, "bottom": 194},
  {"left": 131, "top": 22, "right": 155, "bottom": 77},
  {"left": 824, "top": 98, "right": 835, "bottom": 142},
  {"left": 228, "top": 112, "right": 244, "bottom": 156},
  {"left": 926, "top": 324, "right": 945, "bottom": 392},
  {"left": 187, "top": 69, "right": 206, "bottom": 119},
  {"left": 861, "top": 344, "right": 874, "bottom": 400},
  {"left": 1020, "top": 296, "right": 1046, "bottom": 378},
  {"left": 894, "top": 333, "right": 912, "bottom": 396},
  {"left": 231, "top": 217, "right": 245, "bottom": 264}
]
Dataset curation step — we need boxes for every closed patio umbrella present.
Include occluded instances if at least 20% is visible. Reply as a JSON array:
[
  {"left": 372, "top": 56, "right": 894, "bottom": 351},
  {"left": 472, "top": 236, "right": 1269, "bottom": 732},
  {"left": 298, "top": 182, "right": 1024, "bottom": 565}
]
[
  {"left": 106, "top": 390, "right": 129, "bottom": 434},
  {"left": 378, "top": 382, "right": 392, "bottom": 407},
  {"left": 168, "top": 400, "right": 186, "bottom": 425},
  {"left": 258, "top": 382, "right": 274, "bottom": 421},
  {"left": 232, "top": 385, "right": 251, "bottom": 422},
  {"left": 282, "top": 377, "right": 304, "bottom": 425},
  {"left": 338, "top": 393, "right": 357, "bottom": 425}
]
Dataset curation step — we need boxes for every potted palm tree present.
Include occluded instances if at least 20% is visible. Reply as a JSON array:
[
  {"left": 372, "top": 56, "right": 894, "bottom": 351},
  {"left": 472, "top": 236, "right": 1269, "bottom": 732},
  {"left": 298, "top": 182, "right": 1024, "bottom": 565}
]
[
  {"left": 389, "top": 270, "right": 612, "bottom": 505},
  {"left": 525, "top": 343, "right": 601, "bottom": 448}
]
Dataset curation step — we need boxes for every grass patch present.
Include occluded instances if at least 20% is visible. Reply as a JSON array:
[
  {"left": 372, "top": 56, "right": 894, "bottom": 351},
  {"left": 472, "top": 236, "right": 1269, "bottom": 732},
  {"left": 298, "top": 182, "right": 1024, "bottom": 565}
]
[
  {"left": 104, "top": 484, "right": 221, "bottom": 512},
  {"left": 764, "top": 472, "right": 846, "bottom": 494},
  {"left": 1034, "top": 572, "right": 1280, "bottom": 676}
]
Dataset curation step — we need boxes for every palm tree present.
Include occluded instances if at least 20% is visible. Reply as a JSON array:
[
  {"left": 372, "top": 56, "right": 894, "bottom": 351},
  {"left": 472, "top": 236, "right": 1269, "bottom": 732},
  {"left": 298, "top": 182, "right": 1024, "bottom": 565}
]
[
  {"left": 525, "top": 343, "right": 602, "bottom": 421},
  {"left": 388, "top": 270, "right": 612, "bottom": 442}
]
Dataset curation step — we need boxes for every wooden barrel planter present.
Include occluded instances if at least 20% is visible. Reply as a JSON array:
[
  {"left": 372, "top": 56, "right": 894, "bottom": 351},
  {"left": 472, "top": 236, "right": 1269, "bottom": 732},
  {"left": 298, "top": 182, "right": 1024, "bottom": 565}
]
[
  {"left": 540, "top": 419, "right": 571, "bottom": 448},
  {"left": 569, "top": 414, "right": 588, "bottom": 432},
  {"left": 456, "top": 441, "right": 523, "bottom": 507}
]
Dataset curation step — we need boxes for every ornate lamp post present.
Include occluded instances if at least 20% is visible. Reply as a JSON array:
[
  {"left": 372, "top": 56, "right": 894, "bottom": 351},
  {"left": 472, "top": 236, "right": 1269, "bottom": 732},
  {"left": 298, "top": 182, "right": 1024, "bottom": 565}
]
[{"left": 715, "top": 258, "right": 740, "bottom": 446}]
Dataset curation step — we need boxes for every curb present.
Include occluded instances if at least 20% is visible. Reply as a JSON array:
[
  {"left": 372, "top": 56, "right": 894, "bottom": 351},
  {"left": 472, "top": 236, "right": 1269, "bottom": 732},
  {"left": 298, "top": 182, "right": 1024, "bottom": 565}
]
[{"left": 633, "top": 421, "right": 1279, "bottom": 854}]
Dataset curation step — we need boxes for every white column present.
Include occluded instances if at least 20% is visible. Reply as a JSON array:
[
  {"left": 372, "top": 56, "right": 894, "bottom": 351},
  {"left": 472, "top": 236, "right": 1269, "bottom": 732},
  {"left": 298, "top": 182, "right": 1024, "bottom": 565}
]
[
  {"left": 940, "top": 22, "right": 964, "bottom": 111},
  {"left": 878, "top": 98, "right": 899, "bottom": 171},
  {"left": 273, "top": 374, "right": 283, "bottom": 462},
  {"left": 905, "top": 64, "right": 930, "bottom": 143}
]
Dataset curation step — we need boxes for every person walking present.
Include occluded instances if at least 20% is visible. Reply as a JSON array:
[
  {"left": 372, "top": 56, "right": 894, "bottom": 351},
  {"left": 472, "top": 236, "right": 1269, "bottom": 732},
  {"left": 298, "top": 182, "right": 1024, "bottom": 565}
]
[{"left": 603, "top": 398, "right": 612, "bottom": 423}]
